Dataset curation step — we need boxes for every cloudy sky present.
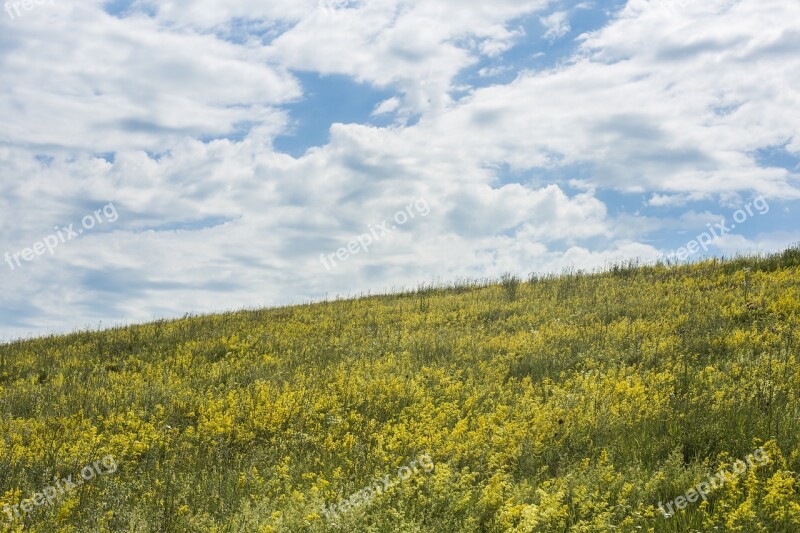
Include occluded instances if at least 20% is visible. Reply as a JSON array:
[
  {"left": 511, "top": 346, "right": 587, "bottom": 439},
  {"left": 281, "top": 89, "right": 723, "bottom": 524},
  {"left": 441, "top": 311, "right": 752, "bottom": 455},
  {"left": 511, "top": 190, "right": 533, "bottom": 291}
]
[{"left": 1, "top": 0, "right": 799, "bottom": 340}]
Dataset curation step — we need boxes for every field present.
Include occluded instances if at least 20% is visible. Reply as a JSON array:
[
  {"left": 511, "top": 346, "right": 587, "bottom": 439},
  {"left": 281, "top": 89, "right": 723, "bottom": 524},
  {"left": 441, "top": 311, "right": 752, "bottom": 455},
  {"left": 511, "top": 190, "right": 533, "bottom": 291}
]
[{"left": 2, "top": 248, "right": 800, "bottom": 532}]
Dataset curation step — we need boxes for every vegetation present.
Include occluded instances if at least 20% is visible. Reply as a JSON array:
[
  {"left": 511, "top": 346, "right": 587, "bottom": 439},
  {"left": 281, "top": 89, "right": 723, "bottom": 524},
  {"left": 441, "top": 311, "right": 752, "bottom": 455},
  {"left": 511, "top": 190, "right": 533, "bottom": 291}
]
[{"left": 2, "top": 247, "right": 800, "bottom": 532}]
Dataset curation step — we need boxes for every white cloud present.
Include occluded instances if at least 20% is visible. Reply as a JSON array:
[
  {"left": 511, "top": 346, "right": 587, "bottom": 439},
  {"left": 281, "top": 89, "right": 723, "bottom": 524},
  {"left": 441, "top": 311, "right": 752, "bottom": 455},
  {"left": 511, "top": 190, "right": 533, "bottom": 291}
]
[
  {"left": 648, "top": 192, "right": 710, "bottom": 207},
  {"left": 540, "top": 11, "right": 571, "bottom": 42},
  {"left": 710, "top": 231, "right": 800, "bottom": 256},
  {"left": 0, "top": 3, "right": 300, "bottom": 152},
  {"left": 478, "top": 65, "right": 513, "bottom": 78},
  {"left": 477, "top": 25, "right": 526, "bottom": 57},
  {"left": 2, "top": 0, "right": 800, "bottom": 339},
  {"left": 372, "top": 97, "right": 402, "bottom": 116},
  {"left": 396, "top": 0, "right": 800, "bottom": 199},
  {"left": 264, "top": 0, "right": 550, "bottom": 116}
]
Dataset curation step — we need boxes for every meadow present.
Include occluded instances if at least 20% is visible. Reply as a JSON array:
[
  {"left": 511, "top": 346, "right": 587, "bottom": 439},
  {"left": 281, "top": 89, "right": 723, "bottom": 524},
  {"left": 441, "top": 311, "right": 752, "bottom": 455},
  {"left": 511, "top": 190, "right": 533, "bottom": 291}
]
[{"left": 2, "top": 247, "right": 800, "bottom": 531}]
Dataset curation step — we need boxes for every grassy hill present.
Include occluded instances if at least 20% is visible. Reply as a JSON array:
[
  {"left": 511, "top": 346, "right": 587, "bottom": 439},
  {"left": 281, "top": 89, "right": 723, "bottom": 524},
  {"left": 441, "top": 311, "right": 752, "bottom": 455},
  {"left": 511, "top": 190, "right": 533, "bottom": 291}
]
[{"left": 2, "top": 248, "right": 800, "bottom": 532}]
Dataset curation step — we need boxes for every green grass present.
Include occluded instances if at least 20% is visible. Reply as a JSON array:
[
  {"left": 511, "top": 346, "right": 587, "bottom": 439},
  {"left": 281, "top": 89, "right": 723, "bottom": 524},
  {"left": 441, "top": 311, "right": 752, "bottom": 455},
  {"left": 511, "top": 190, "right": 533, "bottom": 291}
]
[{"left": 1, "top": 247, "right": 800, "bottom": 531}]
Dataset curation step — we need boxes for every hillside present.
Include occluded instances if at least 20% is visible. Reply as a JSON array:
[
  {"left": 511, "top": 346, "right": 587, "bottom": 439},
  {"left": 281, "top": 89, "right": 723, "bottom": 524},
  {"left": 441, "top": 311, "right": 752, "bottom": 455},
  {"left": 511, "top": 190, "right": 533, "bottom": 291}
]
[{"left": 2, "top": 248, "right": 800, "bottom": 532}]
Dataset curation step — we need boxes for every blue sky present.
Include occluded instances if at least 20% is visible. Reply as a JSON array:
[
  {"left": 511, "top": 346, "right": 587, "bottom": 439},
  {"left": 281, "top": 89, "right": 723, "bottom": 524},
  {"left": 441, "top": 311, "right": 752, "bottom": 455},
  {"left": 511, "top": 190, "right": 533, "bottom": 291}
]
[{"left": 1, "top": 0, "right": 799, "bottom": 340}]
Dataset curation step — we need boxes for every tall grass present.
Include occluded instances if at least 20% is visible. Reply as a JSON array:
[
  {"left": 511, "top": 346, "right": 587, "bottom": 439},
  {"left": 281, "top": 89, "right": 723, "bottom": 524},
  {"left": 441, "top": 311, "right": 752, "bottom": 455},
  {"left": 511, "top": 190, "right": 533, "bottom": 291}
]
[{"left": 1, "top": 247, "right": 799, "bottom": 531}]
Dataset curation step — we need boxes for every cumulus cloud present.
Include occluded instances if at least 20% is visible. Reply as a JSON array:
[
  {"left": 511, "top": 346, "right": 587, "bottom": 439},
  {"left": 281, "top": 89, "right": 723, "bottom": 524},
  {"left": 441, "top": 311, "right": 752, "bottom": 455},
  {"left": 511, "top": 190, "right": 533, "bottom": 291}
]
[
  {"left": 0, "top": 2, "right": 300, "bottom": 152},
  {"left": 540, "top": 10, "right": 571, "bottom": 42},
  {"left": 2, "top": 0, "right": 800, "bottom": 339},
  {"left": 372, "top": 97, "right": 402, "bottom": 116},
  {"left": 264, "top": 0, "right": 550, "bottom": 116}
]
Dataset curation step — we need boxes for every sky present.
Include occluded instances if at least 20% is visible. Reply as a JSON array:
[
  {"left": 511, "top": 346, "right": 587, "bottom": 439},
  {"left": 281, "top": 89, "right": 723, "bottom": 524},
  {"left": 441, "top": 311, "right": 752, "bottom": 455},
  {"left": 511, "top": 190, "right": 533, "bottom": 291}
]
[{"left": 1, "top": 0, "right": 799, "bottom": 340}]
